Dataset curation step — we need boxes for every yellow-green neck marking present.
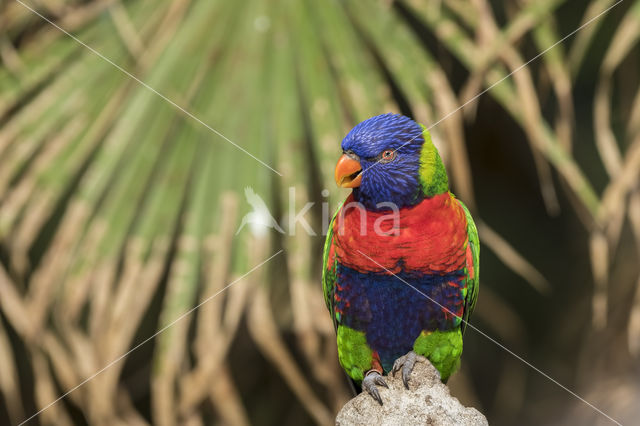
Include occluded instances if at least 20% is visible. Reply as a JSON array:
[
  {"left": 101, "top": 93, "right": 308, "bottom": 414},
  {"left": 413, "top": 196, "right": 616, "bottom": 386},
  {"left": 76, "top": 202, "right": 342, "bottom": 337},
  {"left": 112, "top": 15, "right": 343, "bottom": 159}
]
[{"left": 418, "top": 126, "right": 449, "bottom": 197}]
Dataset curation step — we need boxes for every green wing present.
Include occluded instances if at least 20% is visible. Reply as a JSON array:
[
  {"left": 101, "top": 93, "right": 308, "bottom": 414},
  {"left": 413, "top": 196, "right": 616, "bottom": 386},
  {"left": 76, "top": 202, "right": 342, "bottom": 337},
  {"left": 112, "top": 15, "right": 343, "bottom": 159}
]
[
  {"left": 458, "top": 200, "right": 479, "bottom": 335},
  {"left": 322, "top": 203, "right": 342, "bottom": 330}
]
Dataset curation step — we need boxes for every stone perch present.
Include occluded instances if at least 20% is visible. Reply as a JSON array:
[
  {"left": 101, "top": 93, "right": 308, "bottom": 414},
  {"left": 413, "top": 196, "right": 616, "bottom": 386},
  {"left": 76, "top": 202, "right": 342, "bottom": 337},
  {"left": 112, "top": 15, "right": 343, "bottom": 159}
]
[{"left": 336, "top": 355, "right": 488, "bottom": 426}]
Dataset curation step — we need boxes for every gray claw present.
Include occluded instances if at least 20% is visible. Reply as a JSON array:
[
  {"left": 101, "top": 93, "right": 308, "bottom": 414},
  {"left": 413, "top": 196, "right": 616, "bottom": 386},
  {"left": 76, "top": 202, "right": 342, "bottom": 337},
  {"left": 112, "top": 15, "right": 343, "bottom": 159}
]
[
  {"left": 392, "top": 351, "right": 418, "bottom": 389},
  {"left": 362, "top": 371, "right": 387, "bottom": 405},
  {"left": 374, "top": 374, "right": 389, "bottom": 388}
]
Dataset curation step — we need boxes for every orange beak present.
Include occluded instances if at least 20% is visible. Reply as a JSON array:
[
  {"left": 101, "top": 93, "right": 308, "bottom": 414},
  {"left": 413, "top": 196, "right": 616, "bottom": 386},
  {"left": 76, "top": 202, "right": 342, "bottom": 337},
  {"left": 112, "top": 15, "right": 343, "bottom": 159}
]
[{"left": 335, "top": 154, "right": 362, "bottom": 188}]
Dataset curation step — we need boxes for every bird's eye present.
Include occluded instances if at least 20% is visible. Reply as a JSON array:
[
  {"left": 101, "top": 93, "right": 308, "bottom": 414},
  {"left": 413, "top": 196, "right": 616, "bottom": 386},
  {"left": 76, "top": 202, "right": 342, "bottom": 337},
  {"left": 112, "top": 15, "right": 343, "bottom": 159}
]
[{"left": 380, "top": 149, "right": 396, "bottom": 162}]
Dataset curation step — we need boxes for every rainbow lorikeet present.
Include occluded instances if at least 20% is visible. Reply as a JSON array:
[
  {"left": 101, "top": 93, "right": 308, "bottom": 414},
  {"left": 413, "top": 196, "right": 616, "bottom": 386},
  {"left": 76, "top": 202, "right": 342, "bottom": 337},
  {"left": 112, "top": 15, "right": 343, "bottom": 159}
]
[{"left": 322, "top": 113, "right": 479, "bottom": 403}]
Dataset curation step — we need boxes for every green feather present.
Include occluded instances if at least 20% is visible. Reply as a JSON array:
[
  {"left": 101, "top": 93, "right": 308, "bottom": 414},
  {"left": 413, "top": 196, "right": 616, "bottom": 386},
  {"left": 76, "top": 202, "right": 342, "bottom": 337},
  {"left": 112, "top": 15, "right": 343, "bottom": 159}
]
[
  {"left": 458, "top": 199, "right": 480, "bottom": 335},
  {"left": 322, "top": 200, "right": 343, "bottom": 327},
  {"left": 413, "top": 329, "right": 462, "bottom": 381},
  {"left": 336, "top": 325, "right": 373, "bottom": 383},
  {"left": 418, "top": 126, "right": 449, "bottom": 197}
]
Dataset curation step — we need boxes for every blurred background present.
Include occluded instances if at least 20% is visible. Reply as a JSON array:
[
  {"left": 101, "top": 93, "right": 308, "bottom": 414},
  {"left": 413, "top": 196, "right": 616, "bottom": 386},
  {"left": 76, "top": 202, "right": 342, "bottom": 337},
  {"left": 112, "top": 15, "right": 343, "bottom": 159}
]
[{"left": 1, "top": 0, "right": 639, "bottom": 425}]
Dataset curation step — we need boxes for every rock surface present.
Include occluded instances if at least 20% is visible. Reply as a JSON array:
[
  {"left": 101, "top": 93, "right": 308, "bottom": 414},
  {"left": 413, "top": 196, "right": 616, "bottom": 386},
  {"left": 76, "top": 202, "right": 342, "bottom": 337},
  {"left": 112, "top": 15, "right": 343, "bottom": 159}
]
[{"left": 336, "top": 356, "right": 488, "bottom": 426}]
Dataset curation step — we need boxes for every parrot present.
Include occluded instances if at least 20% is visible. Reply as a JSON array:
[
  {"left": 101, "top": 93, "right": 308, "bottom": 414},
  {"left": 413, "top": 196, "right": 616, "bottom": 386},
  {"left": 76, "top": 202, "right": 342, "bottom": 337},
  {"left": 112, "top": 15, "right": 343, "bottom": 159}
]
[{"left": 322, "top": 113, "right": 479, "bottom": 404}]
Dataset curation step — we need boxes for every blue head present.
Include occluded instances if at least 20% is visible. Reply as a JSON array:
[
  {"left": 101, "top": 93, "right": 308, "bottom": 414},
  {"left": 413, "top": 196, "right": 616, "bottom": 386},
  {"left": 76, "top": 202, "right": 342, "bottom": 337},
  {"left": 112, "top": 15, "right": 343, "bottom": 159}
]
[{"left": 335, "top": 113, "right": 447, "bottom": 209}]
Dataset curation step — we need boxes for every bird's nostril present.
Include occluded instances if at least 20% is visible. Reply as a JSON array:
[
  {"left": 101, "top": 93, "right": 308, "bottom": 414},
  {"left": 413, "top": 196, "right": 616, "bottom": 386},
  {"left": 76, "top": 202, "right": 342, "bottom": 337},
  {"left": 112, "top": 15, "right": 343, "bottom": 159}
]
[{"left": 344, "top": 150, "right": 359, "bottom": 161}]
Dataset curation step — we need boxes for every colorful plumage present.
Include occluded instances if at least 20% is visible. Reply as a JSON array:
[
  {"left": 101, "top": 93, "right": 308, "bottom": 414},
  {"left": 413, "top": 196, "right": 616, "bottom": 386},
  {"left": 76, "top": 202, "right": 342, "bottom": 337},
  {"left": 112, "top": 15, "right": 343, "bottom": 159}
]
[{"left": 322, "top": 113, "right": 479, "bottom": 403}]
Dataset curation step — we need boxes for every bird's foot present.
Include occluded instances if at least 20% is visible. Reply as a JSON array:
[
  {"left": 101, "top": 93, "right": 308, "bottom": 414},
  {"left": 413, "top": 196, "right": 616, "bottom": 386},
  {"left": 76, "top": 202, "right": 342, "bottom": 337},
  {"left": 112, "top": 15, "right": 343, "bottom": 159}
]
[
  {"left": 392, "top": 351, "right": 425, "bottom": 389},
  {"left": 362, "top": 370, "right": 388, "bottom": 405}
]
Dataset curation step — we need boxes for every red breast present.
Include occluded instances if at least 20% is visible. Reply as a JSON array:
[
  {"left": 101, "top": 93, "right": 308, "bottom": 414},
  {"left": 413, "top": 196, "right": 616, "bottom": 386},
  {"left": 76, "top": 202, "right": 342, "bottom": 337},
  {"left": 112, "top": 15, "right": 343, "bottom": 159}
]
[{"left": 331, "top": 192, "right": 468, "bottom": 275}]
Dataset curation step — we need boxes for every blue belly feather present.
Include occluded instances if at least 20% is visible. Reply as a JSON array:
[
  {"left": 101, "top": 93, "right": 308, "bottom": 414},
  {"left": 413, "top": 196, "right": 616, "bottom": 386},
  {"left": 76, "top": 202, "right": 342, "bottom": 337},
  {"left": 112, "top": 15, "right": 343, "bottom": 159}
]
[{"left": 335, "top": 264, "right": 464, "bottom": 371}]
